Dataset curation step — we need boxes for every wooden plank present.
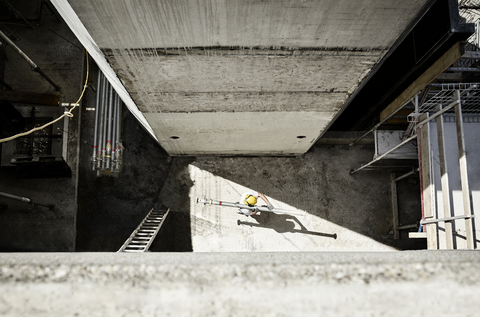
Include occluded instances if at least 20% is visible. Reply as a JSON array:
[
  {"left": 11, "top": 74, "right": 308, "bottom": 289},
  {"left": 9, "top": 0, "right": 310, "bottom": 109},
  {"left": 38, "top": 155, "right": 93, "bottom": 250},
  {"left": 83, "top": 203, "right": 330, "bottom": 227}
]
[
  {"left": 427, "top": 151, "right": 438, "bottom": 250},
  {"left": 0, "top": 90, "right": 60, "bottom": 106},
  {"left": 454, "top": 92, "right": 475, "bottom": 249},
  {"left": 380, "top": 42, "right": 463, "bottom": 121},
  {"left": 391, "top": 173, "right": 400, "bottom": 240},
  {"left": 435, "top": 106, "right": 454, "bottom": 249},
  {"left": 418, "top": 113, "right": 438, "bottom": 249},
  {"left": 419, "top": 114, "right": 434, "bottom": 219},
  {"left": 409, "top": 232, "right": 427, "bottom": 239}
]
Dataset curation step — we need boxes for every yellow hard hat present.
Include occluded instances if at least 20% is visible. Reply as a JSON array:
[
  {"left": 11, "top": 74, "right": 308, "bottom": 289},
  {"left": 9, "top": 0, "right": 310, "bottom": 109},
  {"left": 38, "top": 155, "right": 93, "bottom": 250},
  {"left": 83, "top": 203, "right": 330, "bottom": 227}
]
[{"left": 244, "top": 195, "right": 257, "bottom": 207}]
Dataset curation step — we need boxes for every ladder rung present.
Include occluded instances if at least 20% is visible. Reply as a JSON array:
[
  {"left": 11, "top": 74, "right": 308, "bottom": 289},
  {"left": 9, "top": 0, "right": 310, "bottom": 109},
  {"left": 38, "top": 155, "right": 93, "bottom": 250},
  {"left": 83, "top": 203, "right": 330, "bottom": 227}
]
[{"left": 119, "top": 208, "right": 170, "bottom": 252}]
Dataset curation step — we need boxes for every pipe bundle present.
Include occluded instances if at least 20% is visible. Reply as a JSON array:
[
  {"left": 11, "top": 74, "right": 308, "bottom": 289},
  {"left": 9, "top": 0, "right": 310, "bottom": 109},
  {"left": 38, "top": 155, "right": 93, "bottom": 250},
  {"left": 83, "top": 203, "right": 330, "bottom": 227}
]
[{"left": 91, "top": 71, "right": 122, "bottom": 175}]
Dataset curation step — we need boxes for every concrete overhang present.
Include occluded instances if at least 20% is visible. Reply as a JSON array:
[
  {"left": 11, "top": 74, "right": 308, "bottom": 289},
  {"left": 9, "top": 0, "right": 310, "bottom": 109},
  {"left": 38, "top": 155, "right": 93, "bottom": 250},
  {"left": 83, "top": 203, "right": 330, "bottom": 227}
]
[
  {"left": 51, "top": 0, "right": 449, "bottom": 156},
  {"left": 330, "top": 0, "right": 474, "bottom": 131}
]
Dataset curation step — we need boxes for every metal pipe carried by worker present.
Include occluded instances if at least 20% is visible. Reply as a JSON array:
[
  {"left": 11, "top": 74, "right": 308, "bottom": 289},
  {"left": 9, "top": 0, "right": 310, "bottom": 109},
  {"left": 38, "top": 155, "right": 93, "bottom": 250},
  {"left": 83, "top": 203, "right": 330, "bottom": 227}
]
[{"left": 196, "top": 198, "right": 306, "bottom": 217}]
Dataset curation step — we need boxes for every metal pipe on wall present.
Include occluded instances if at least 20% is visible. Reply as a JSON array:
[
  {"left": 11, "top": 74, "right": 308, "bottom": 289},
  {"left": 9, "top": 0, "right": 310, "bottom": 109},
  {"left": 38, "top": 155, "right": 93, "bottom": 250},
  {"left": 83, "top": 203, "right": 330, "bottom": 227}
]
[
  {"left": 91, "top": 70, "right": 123, "bottom": 175},
  {"left": 101, "top": 81, "right": 110, "bottom": 170},
  {"left": 106, "top": 85, "right": 114, "bottom": 169},
  {"left": 92, "top": 71, "right": 103, "bottom": 170},
  {"left": 97, "top": 76, "right": 108, "bottom": 171},
  {"left": 110, "top": 93, "right": 118, "bottom": 172},
  {"left": 115, "top": 98, "right": 122, "bottom": 171}
]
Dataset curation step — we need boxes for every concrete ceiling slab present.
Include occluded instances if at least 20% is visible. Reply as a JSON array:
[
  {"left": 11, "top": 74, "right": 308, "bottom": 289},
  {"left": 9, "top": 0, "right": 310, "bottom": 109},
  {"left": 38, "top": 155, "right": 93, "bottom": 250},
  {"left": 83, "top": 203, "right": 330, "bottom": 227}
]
[
  {"left": 145, "top": 111, "right": 334, "bottom": 155},
  {"left": 52, "top": 0, "right": 431, "bottom": 156}
]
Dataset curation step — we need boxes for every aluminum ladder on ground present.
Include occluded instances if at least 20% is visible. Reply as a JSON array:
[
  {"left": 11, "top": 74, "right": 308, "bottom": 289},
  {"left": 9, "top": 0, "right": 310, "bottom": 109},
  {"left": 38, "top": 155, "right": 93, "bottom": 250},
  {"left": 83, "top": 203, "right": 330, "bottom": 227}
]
[{"left": 118, "top": 208, "right": 170, "bottom": 252}]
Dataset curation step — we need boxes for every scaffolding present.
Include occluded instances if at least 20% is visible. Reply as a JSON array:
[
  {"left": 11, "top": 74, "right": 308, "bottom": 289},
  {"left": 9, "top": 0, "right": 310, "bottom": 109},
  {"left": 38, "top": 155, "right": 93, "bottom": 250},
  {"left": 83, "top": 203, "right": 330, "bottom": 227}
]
[
  {"left": 351, "top": 83, "right": 480, "bottom": 249},
  {"left": 350, "top": 83, "right": 480, "bottom": 174}
]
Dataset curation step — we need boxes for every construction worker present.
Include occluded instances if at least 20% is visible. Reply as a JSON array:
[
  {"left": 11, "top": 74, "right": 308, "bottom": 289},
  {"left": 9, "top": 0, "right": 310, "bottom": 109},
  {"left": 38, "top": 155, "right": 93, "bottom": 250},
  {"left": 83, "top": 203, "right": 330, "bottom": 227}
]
[{"left": 238, "top": 190, "right": 274, "bottom": 216}]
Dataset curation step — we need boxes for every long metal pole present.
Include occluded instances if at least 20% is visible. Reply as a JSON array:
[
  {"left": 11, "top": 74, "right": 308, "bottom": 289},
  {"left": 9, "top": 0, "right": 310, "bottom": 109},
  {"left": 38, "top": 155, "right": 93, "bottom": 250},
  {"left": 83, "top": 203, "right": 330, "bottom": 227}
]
[
  {"left": 0, "top": 29, "right": 61, "bottom": 91},
  {"left": 0, "top": 192, "right": 55, "bottom": 210},
  {"left": 392, "top": 168, "right": 418, "bottom": 183},
  {"left": 420, "top": 215, "right": 474, "bottom": 225},
  {"left": 115, "top": 99, "right": 122, "bottom": 171},
  {"left": 413, "top": 100, "right": 459, "bottom": 129},
  {"left": 111, "top": 93, "right": 118, "bottom": 171},
  {"left": 196, "top": 198, "right": 306, "bottom": 217},
  {"left": 106, "top": 85, "right": 114, "bottom": 169},
  {"left": 97, "top": 78, "right": 107, "bottom": 170},
  {"left": 350, "top": 134, "right": 417, "bottom": 174},
  {"left": 92, "top": 71, "right": 103, "bottom": 170},
  {"left": 101, "top": 82, "right": 110, "bottom": 170},
  {"left": 349, "top": 94, "right": 417, "bottom": 146}
]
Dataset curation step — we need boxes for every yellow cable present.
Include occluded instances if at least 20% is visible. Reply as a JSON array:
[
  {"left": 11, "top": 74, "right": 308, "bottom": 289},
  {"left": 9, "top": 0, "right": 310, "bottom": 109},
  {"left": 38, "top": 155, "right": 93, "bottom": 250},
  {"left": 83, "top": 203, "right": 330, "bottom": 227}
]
[{"left": 0, "top": 51, "right": 90, "bottom": 143}]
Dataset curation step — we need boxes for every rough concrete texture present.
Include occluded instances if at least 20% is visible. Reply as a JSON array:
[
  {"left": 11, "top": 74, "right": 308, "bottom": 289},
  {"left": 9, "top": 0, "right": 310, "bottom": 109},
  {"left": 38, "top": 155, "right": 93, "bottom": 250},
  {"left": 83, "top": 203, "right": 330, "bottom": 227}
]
[
  {"left": 53, "top": 0, "right": 430, "bottom": 155},
  {"left": 108, "top": 49, "right": 381, "bottom": 112},
  {"left": 67, "top": 0, "right": 428, "bottom": 49},
  {"left": 158, "top": 145, "right": 423, "bottom": 251},
  {"left": 0, "top": 7, "right": 84, "bottom": 251},
  {"left": 0, "top": 251, "right": 479, "bottom": 316}
]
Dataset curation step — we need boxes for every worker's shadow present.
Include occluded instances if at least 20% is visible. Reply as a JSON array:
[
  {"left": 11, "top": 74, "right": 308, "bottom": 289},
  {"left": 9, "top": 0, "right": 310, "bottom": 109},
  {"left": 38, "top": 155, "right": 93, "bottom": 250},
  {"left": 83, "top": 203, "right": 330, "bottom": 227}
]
[{"left": 237, "top": 211, "right": 337, "bottom": 239}]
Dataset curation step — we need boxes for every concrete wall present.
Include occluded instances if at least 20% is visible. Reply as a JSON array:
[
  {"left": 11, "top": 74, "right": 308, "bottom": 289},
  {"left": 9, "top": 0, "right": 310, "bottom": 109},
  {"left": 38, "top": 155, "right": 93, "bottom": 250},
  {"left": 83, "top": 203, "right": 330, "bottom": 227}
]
[
  {"left": 1, "top": 251, "right": 479, "bottom": 316},
  {"left": 52, "top": 0, "right": 430, "bottom": 155},
  {"left": 0, "top": 10, "right": 84, "bottom": 251}
]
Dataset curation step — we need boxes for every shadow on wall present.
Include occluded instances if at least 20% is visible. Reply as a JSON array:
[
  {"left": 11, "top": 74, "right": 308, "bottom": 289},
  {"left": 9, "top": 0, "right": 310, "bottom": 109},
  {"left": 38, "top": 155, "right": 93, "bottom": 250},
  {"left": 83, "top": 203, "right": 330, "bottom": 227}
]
[
  {"left": 239, "top": 212, "right": 337, "bottom": 239},
  {"left": 76, "top": 82, "right": 193, "bottom": 251},
  {"left": 151, "top": 158, "right": 195, "bottom": 252}
]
